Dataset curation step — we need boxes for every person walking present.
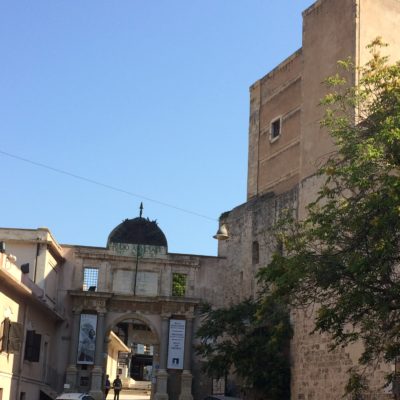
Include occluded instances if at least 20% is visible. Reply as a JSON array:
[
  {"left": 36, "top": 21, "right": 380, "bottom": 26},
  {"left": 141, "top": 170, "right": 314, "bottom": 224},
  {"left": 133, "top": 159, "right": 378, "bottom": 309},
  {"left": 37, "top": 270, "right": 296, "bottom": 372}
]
[
  {"left": 104, "top": 374, "right": 111, "bottom": 399},
  {"left": 113, "top": 375, "right": 122, "bottom": 400}
]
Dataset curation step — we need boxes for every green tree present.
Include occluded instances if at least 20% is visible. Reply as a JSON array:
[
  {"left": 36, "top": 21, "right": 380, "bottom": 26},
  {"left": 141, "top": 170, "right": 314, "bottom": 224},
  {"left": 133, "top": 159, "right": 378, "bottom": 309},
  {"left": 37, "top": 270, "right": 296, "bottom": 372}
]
[
  {"left": 257, "top": 39, "right": 400, "bottom": 395},
  {"left": 195, "top": 298, "right": 292, "bottom": 400}
]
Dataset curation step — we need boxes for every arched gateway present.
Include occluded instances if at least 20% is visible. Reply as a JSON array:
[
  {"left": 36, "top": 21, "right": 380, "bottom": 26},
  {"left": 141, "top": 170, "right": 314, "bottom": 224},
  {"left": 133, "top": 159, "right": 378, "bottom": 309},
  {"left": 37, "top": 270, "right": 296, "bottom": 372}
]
[{"left": 63, "top": 214, "right": 222, "bottom": 400}]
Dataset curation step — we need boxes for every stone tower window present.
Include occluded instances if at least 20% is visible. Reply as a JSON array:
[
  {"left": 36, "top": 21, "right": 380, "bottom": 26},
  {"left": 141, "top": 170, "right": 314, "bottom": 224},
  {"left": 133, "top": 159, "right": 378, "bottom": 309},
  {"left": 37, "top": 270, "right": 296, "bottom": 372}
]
[
  {"left": 276, "top": 239, "right": 284, "bottom": 256},
  {"left": 252, "top": 241, "right": 260, "bottom": 265},
  {"left": 270, "top": 116, "right": 282, "bottom": 142}
]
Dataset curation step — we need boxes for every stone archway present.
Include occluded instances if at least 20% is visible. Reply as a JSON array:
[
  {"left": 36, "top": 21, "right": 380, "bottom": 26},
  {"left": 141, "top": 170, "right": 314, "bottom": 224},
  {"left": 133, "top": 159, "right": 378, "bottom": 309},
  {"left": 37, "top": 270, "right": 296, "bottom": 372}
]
[
  {"left": 105, "top": 313, "right": 161, "bottom": 399},
  {"left": 107, "top": 312, "right": 161, "bottom": 343}
]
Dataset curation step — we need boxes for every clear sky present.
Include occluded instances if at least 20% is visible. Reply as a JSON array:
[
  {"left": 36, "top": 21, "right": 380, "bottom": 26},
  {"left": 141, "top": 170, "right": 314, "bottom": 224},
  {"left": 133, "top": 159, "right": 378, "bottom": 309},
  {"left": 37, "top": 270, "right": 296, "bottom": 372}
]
[{"left": 0, "top": 0, "right": 315, "bottom": 256}]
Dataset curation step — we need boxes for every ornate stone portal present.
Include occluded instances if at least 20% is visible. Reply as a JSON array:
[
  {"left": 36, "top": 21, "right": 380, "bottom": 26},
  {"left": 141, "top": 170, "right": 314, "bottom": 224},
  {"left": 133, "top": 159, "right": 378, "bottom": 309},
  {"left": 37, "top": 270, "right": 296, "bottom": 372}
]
[{"left": 65, "top": 215, "right": 203, "bottom": 400}]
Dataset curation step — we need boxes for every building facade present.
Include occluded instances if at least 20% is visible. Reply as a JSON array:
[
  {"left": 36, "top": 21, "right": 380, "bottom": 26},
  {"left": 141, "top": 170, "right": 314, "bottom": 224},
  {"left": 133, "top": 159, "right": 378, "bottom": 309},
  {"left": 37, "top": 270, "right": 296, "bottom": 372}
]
[
  {"left": 0, "top": 229, "right": 64, "bottom": 400},
  {"left": 2, "top": 1, "right": 400, "bottom": 400},
  {"left": 217, "top": 0, "right": 400, "bottom": 399},
  {"left": 0, "top": 219, "right": 225, "bottom": 400}
]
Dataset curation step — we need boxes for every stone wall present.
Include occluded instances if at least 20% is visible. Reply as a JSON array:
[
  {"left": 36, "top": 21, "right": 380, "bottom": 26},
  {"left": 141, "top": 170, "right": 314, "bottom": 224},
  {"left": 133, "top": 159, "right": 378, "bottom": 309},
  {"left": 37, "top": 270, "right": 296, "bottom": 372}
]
[
  {"left": 220, "top": 177, "right": 394, "bottom": 399},
  {"left": 233, "top": 0, "right": 400, "bottom": 398},
  {"left": 290, "top": 175, "right": 393, "bottom": 399},
  {"left": 218, "top": 187, "right": 298, "bottom": 306},
  {"left": 247, "top": 50, "right": 302, "bottom": 199}
]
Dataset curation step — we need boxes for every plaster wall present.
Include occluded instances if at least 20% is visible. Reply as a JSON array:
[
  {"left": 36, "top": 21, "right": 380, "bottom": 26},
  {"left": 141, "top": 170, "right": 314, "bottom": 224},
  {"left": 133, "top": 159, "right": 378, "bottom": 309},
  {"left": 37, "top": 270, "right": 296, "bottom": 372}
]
[
  {"left": 247, "top": 51, "right": 302, "bottom": 199},
  {"left": 0, "top": 254, "right": 64, "bottom": 400},
  {"left": 0, "top": 287, "right": 20, "bottom": 400},
  {"left": 300, "top": 0, "right": 356, "bottom": 181},
  {"left": 0, "top": 228, "right": 63, "bottom": 293},
  {"left": 20, "top": 304, "right": 60, "bottom": 388},
  {"left": 2, "top": 243, "right": 37, "bottom": 279},
  {"left": 43, "top": 251, "right": 58, "bottom": 305},
  {"left": 357, "top": 0, "right": 400, "bottom": 68},
  {"left": 106, "top": 331, "right": 130, "bottom": 381},
  {"left": 247, "top": 81, "right": 261, "bottom": 200}
]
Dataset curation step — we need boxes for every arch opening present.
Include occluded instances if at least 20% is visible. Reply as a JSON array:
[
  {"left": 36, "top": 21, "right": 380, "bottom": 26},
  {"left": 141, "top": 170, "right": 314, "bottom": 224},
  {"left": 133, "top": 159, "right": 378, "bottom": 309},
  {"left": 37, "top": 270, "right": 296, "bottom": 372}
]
[{"left": 106, "top": 315, "right": 159, "bottom": 399}]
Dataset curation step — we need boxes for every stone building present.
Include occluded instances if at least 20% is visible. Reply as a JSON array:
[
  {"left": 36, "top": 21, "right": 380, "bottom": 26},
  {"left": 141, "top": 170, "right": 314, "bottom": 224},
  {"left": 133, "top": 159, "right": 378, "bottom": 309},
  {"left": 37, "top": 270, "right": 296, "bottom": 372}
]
[
  {"left": 0, "top": 218, "right": 225, "bottom": 400},
  {"left": 3, "top": 1, "right": 400, "bottom": 400},
  {"left": 216, "top": 0, "right": 400, "bottom": 399},
  {"left": 0, "top": 229, "right": 65, "bottom": 400}
]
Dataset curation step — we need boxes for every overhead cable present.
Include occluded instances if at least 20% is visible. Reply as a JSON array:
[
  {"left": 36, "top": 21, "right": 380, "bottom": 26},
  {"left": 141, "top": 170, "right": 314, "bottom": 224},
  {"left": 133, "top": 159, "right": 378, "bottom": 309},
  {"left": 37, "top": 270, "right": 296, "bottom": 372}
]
[{"left": 0, "top": 149, "right": 217, "bottom": 222}]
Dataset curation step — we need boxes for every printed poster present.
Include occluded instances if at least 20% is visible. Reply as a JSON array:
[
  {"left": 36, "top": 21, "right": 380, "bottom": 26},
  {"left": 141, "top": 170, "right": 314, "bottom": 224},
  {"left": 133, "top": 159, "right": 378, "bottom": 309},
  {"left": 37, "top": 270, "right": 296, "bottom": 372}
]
[
  {"left": 77, "top": 313, "right": 97, "bottom": 365},
  {"left": 167, "top": 319, "right": 186, "bottom": 369}
]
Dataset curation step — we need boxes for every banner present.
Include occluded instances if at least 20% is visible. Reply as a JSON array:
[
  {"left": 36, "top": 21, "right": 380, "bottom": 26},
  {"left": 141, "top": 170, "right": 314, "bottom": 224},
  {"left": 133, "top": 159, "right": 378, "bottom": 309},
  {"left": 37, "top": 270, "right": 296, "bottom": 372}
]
[
  {"left": 77, "top": 314, "right": 97, "bottom": 365},
  {"left": 167, "top": 319, "right": 186, "bottom": 369}
]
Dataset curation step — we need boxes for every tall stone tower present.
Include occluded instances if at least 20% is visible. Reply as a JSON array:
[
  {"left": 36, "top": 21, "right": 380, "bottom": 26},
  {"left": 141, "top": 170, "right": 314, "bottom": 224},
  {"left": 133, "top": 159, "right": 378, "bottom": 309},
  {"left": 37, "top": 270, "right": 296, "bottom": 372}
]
[{"left": 218, "top": 0, "right": 400, "bottom": 398}]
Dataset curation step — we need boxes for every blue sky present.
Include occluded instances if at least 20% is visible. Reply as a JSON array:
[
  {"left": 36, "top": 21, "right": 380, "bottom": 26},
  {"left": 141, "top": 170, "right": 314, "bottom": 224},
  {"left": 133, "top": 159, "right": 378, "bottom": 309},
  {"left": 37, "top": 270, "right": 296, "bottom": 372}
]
[{"left": 0, "top": 0, "right": 315, "bottom": 256}]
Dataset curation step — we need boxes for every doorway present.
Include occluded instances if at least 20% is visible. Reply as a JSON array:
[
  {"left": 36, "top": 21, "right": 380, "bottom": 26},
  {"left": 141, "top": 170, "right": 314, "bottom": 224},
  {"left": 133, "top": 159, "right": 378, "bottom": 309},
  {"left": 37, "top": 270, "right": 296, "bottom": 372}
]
[{"left": 106, "top": 317, "right": 159, "bottom": 399}]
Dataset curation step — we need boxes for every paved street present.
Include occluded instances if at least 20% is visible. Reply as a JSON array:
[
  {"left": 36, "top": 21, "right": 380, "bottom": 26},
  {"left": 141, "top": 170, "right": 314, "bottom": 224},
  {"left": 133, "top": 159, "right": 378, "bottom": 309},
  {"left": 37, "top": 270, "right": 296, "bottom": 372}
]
[{"left": 105, "top": 390, "right": 150, "bottom": 400}]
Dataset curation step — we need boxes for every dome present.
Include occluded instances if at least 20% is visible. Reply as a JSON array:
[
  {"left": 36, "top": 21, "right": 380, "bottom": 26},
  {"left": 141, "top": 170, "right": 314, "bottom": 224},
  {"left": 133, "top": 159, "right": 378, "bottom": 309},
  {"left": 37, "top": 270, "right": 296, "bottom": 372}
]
[{"left": 107, "top": 217, "right": 167, "bottom": 248}]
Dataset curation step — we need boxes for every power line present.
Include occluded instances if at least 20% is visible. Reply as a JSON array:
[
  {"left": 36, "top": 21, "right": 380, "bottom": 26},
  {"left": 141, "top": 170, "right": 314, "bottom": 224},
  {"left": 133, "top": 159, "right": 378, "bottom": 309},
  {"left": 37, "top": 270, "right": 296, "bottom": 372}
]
[{"left": 0, "top": 149, "right": 217, "bottom": 222}]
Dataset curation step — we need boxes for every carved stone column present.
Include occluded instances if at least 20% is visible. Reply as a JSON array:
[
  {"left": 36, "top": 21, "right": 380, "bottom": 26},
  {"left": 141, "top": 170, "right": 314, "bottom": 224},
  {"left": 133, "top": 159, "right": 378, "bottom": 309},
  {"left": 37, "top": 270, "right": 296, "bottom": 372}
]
[
  {"left": 154, "top": 314, "right": 170, "bottom": 400},
  {"left": 90, "top": 311, "right": 106, "bottom": 400},
  {"left": 102, "top": 330, "right": 110, "bottom": 378},
  {"left": 179, "top": 316, "right": 194, "bottom": 400},
  {"left": 151, "top": 344, "right": 160, "bottom": 400},
  {"left": 65, "top": 310, "right": 81, "bottom": 391}
]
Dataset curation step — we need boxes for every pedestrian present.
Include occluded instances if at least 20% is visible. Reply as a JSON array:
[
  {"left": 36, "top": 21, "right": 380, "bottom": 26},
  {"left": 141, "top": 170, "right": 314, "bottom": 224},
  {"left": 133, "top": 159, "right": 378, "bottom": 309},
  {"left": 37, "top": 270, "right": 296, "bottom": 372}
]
[
  {"left": 104, "top": 374, "right": 111, "bottom": 399},
  {"left": 113, "top": 375, "right": 122, "bottom": 400}
]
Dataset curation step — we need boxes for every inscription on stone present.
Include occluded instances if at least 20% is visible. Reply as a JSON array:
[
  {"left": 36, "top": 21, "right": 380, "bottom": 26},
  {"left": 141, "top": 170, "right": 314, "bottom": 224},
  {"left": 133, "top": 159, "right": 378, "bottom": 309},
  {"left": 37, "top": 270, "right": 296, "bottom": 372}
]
[{"left": 109, "top": 242, "right": 167, "bottom": 258}]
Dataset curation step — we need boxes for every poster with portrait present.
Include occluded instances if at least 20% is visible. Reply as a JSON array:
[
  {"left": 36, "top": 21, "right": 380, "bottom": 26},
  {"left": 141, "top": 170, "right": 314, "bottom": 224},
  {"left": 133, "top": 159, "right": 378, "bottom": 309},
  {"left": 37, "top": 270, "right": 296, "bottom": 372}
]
[
  {"left": 77, "top": 313, "right": 97, "bottom": 365},
  {"left": 167, "top": 319, "right": 186, "bottom": 370}
]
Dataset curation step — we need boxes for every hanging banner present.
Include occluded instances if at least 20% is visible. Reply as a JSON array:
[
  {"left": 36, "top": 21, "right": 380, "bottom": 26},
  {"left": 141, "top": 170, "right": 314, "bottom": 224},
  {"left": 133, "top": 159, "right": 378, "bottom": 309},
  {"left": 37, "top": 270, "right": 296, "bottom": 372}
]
[
  {"left": 167, "top": 319, "right": 186, "bottom": 369},
  {"left": 77, "top": 313, "right": 97, "bottom": 365}
]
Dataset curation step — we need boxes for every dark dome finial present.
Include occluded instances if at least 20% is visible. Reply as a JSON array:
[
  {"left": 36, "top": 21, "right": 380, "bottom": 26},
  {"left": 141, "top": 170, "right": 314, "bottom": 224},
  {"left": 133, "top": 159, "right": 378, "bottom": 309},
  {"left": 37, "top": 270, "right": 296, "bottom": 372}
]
[
  {"left": 139, "top": 202, "right": 143, "bottom": 218},
  {"left": 107, "top": 214, "right": 167, "bottom": 248}
]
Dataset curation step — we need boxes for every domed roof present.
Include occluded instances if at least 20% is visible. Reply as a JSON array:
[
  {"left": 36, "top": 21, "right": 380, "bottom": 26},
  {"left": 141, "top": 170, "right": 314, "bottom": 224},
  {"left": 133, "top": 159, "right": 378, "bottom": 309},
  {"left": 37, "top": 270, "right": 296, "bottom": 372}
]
[{"left": 107, "top": 217, "right": 167, "bottom": 247}]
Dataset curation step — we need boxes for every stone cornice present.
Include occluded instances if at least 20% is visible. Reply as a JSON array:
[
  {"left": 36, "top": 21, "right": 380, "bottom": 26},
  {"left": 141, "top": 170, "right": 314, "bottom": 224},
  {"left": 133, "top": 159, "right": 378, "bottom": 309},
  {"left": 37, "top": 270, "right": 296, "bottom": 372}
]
[{"left": 74, "top": 250, "right": 201, "bottom": 268}]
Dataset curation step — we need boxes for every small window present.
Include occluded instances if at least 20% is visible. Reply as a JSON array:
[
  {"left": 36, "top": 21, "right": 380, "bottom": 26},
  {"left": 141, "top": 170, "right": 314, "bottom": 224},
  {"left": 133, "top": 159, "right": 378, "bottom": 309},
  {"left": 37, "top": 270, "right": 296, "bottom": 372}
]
[
  {"left": 172, "top": 273, "right": 187, "bottom": 297},
  {"left": 276, "top": 239, "right": 284, "bottom": 256},
  {"left": 270, "top": 117, "right": 282, "bottom": 141},
  {"left": 24, "top": 330, "right": 41, "bottom": 362},
  {"left": 83, "top": 268, "right": 98, "bottom": 292},
  {"left": 252, "top": 241, "right": 259, "bottom": 265}
]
